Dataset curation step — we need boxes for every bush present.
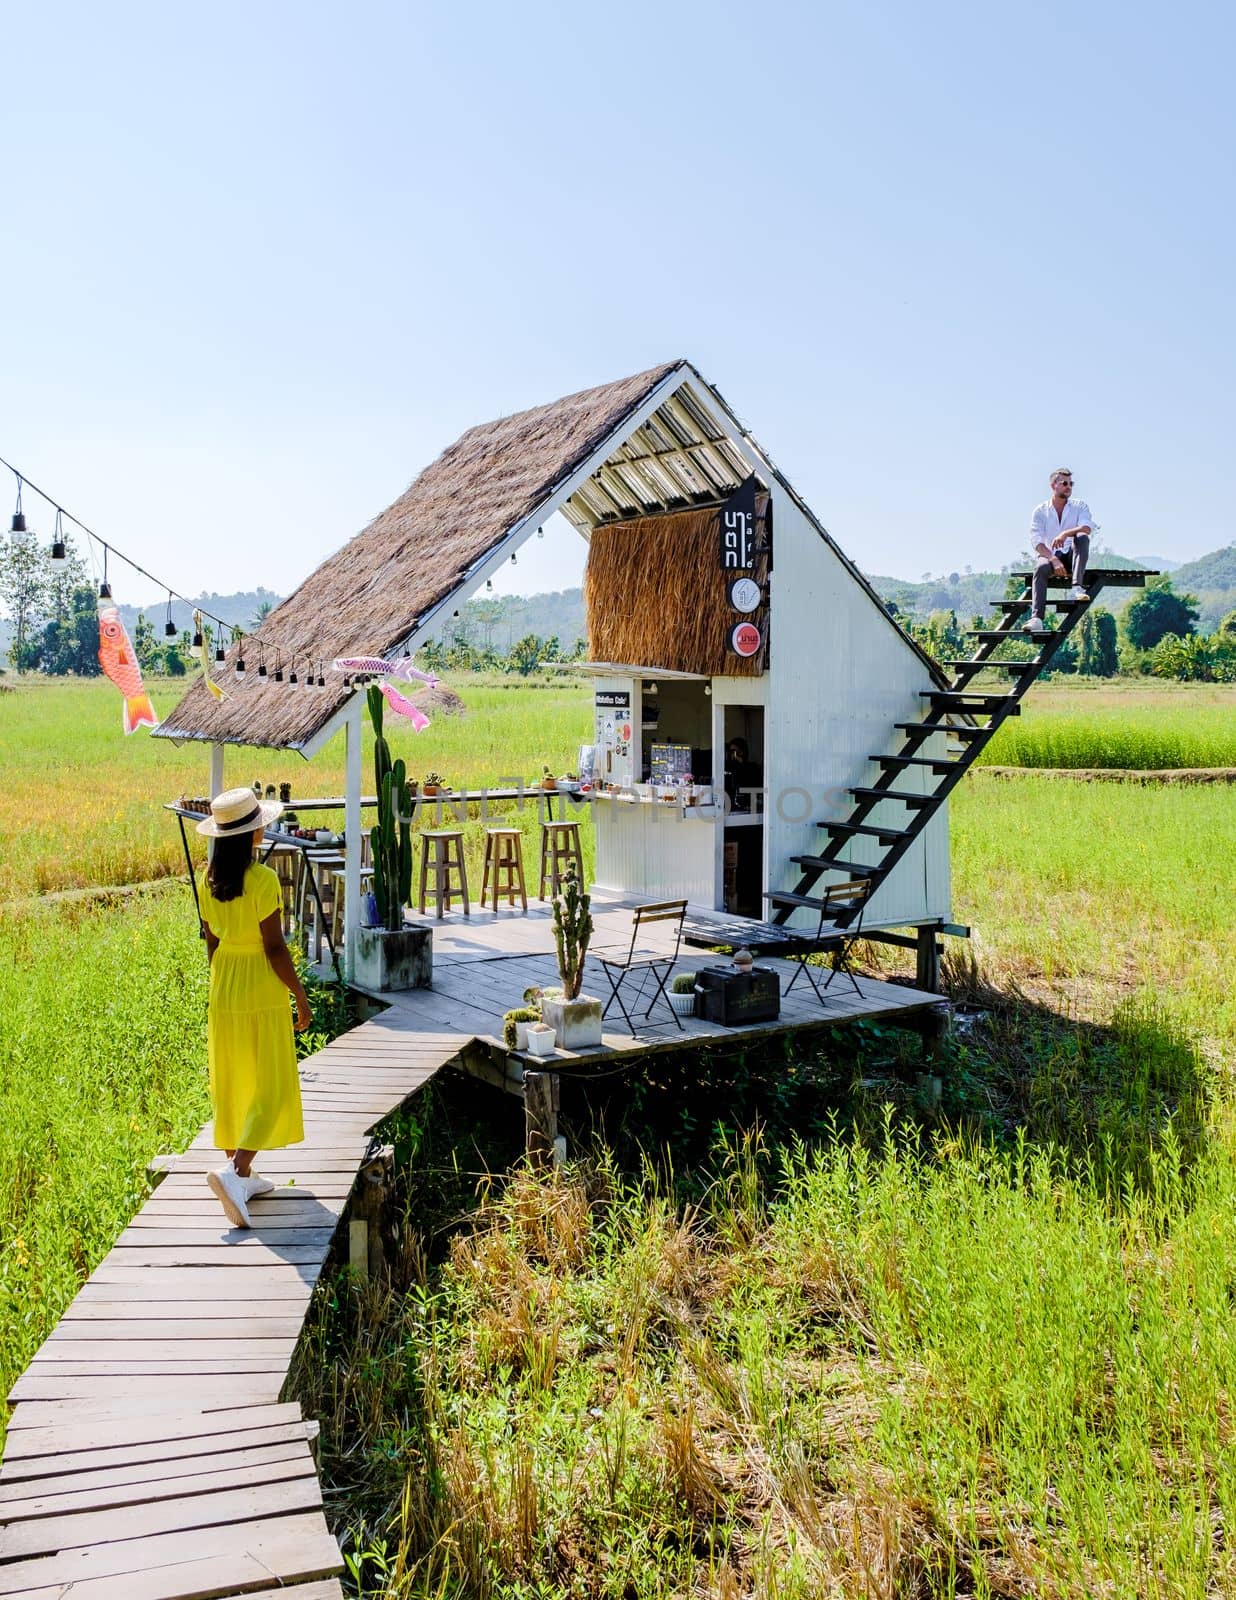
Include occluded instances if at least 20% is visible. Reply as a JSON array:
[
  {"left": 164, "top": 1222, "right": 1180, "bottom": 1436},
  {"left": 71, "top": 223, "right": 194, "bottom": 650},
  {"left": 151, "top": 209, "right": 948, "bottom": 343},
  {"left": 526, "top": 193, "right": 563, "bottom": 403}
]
[{"left": 670, "top": 972, "right": 697, "bottom": 995}]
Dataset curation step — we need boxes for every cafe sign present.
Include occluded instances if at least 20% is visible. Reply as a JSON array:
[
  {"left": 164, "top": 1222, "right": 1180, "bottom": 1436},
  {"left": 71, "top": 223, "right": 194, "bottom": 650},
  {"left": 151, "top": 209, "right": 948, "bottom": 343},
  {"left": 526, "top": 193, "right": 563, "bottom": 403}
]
[
  {"left": 727, "top": 620, "right": 762, "bottom": 658},
  {"left": 718, "top": 475, "right": 757, "bottom": 571}
]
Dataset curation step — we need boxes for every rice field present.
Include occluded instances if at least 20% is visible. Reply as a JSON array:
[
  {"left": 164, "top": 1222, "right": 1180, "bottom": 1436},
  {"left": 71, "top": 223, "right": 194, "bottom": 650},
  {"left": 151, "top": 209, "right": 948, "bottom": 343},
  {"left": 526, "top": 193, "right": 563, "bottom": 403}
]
[
  {"left": 2, "top": 675, "right": 1235, "bottom": 1586},
  {"left": 0, "top": 674, "right": 591, "bottom": 902},
  {"left": 975, "top": 681, "right": 1236, "bottom": 769}
]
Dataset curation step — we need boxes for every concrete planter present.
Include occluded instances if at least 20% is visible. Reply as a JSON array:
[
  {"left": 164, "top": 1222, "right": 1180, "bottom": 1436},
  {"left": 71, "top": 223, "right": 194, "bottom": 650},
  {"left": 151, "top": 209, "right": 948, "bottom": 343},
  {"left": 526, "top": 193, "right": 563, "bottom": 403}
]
[
  {"left": 540, "top": 993, "right": 603, "bottom": 1050},
  {"left": 353, "top": 925, "right": 432, "bottom": 992}
]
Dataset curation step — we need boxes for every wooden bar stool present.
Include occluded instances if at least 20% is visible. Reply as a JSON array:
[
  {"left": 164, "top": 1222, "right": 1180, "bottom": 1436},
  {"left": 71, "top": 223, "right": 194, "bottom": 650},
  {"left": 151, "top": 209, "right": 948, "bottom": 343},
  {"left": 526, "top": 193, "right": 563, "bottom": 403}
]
[
  {"left": 418, "top": 830, "right": 470, "bottom": 919},
  {"left": 480, "top": 827, "right": 528, "bottom": 912},
  {"left": 538, "top": 820, "right": 584, "bottom": 900}
]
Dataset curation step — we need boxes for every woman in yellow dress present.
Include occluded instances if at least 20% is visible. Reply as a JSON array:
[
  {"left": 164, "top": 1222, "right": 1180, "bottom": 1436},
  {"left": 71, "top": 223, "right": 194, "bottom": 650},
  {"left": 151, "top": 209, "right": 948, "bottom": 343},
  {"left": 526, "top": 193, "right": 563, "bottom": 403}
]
[{"left": 197, "top": 788, "right": 310, "bottom": 1228}]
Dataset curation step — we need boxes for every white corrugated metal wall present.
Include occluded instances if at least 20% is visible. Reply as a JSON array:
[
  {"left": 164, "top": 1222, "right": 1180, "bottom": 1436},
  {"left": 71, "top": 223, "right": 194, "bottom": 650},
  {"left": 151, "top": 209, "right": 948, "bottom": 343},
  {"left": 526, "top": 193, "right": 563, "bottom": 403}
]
[{"left": 765, "top": 491, "right": 952, "bottom": 930}]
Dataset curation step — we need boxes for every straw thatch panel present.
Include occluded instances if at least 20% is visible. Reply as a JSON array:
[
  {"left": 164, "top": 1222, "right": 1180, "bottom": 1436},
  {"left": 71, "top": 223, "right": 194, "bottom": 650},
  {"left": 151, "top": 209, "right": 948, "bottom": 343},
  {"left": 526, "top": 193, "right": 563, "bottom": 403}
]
[
  {"left": 156, "top": 360, "right": 685, "bottom": 750},
  {"left": 584, "top": 502, "right": 769, "bottom": 677}
]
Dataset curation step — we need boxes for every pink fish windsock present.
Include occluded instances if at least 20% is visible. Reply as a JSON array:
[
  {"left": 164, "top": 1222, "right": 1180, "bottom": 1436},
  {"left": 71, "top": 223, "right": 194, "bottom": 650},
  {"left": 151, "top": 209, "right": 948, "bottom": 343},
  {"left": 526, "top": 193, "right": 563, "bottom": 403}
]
[
  {"left": 98, "top": 607, "right": 159, "bottom": 734},
  {"left": 379, "top": 681, "right": 431, "bottom": 730},
  {"left": 332, "top": 654, "right": 439, "bottom": 687}
]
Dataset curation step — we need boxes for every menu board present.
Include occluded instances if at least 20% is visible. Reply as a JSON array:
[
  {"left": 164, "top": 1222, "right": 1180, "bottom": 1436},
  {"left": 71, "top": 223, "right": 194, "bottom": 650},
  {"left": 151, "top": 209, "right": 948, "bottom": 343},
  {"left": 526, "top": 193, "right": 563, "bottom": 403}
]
[
  {"left": 649, "top": 742, "right": 693, "bottom": 784},
  {"left": 594, "top": 690, "right": 634, "bottom": 790}
]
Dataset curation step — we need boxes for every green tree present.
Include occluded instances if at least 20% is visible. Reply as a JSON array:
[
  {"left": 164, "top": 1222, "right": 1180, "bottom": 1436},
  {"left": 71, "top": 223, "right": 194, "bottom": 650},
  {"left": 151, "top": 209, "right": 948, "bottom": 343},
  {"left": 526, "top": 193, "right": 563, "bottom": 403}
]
[
  {"left": 249, "top": 599, "right": 275, "bottom": 630},
  {"left": 507, "top": 634, "right": 545, "bottom": 676},
  {"left": 1216, "top": 609, "right": 1236, "bottom": 638},
  {"left": 0, "top": 536, "right": 48, "bottom": 671},
  {"left": 1125, "top": 578, "right": 1199, "bottom": 650},
  {"left": 1077, "top": 607, "right": 1120, "bottom": 677},
  {"left": 41, "top": 586, "right": 102, "bottom": 676},
  {"left": 132, "top": 612, "right": 158, "bottom": 671}
]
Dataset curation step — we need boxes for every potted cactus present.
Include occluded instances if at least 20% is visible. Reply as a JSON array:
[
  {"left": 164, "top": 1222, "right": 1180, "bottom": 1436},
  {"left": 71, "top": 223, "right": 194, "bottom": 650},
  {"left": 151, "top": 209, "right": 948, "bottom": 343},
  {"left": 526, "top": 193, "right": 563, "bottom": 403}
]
[
  {"left": 422, "top": 771, "right": 445, "bottom": 796},
  {"left": 538, "top": 869, "right": 602, "bottom": 1049},
  {"left": 669, "top": 972, "right": 697, "bottom": 1016},
  {"left": 353, "top": 686, "right": 432, "bottom": 991}
]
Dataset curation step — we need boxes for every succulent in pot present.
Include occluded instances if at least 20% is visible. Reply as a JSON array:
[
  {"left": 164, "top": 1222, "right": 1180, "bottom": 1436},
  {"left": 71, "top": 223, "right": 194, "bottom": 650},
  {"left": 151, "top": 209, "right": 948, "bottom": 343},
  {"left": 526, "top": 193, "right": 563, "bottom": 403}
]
[
  {"left": 669, "top": 972, "right": 697, "bottom": 1016},
  {"left": 422, "top": 770, "right": 444, "bottom": 796},
  {"left": 503, "top": 1005, "right": 541, "bottom": 1050}
]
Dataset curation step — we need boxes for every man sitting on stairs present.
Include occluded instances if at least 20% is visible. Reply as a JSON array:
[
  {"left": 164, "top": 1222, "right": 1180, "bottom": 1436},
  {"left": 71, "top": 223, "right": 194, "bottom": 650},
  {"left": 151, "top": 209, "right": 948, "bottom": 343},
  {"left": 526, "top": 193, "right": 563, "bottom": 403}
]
[{"left": 1024, "top": 467, "right": 1095, "bottom": 633}]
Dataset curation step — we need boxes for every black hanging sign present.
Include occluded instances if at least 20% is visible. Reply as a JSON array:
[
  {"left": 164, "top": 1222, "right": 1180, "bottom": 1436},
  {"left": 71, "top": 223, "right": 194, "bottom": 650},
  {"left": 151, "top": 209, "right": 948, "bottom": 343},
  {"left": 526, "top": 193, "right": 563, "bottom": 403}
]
[{"left": 718, "top": 475, "right": 757, "bottom": 571}]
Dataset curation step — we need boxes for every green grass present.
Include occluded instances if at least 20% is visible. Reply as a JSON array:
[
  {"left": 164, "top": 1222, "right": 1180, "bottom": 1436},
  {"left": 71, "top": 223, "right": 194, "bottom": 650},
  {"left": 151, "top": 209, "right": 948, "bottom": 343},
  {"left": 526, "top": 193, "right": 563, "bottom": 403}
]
[
  {"left": 975, "top": 682, "right": 1236, "bottom": 769},
  {"left": 294, "top": 1114, "right": 1236, "bottom": 1598},
  {"left": 0, "top": 674, "right": 592, "bottom": 901},
  {"left": 0, "top": 887, "right": 210, "bottom": 1451}
]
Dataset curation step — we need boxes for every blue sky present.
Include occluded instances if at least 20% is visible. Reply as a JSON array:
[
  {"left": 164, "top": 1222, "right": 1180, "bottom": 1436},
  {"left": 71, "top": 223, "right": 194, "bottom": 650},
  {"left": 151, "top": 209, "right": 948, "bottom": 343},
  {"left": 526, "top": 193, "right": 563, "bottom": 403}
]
[{"left": 2, "top": 0, "right": 1231, "bottom": 606}]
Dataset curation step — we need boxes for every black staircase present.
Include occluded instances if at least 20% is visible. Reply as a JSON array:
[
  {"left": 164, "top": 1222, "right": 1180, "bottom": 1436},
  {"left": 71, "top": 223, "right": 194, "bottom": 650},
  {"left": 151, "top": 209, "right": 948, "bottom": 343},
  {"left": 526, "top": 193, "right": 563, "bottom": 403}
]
[{"left": 767, "top": 568, "right": 1158, "bottom": 929}]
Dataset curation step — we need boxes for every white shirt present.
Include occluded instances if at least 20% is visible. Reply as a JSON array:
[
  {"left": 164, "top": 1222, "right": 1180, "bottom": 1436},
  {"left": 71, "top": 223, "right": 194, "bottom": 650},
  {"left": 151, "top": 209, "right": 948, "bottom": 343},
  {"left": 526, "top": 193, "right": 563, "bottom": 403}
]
[{"left": 1030, "top": 497, "right": 1096, "bottom": 557}]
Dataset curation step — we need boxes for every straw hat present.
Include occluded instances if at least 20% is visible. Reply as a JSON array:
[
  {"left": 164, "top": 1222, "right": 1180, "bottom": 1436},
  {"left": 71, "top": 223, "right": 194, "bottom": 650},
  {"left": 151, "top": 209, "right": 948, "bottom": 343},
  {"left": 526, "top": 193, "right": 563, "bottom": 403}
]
[{"left": 195, "top": 786, "right": 284, "bottom": 838}]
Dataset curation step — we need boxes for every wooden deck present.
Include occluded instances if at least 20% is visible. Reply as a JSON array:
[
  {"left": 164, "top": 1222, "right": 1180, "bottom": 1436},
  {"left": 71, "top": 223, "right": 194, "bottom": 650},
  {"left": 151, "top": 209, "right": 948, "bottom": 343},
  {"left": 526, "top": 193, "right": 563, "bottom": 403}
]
[{"left": 1, "top": 890, "right": 943, "bottom": 1597}]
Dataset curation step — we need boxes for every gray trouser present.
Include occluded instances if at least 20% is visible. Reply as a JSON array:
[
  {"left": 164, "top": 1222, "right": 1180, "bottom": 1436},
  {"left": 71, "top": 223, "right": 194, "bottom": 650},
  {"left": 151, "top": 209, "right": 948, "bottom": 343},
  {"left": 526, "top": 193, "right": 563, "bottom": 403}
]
[{"left": 1032, "top": 534, "right": 1089, "bottom": 618}]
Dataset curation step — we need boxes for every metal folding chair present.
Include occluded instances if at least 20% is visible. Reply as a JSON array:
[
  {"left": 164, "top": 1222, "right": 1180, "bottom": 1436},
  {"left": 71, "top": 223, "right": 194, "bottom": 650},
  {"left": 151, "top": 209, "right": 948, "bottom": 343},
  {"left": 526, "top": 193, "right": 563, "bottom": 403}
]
[
  {"left": 781, "top": 879, "right": 871, "bottom": 1004},
  {"left": 597, "top": 899, "right": 689, "bottom": 1033}
]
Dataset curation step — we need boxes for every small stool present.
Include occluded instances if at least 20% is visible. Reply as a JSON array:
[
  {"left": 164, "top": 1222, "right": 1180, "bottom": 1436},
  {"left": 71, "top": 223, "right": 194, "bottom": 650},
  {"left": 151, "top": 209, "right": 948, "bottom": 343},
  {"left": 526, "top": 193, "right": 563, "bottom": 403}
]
[
  {"left": 538, "top": 820, "right": 584, "bottom": 900},
  {"left": 480, "top": 828, "right": 528, "bottom": 912},
  {"left": 418, "top": 830, "right": 470, "bottom": 919}
]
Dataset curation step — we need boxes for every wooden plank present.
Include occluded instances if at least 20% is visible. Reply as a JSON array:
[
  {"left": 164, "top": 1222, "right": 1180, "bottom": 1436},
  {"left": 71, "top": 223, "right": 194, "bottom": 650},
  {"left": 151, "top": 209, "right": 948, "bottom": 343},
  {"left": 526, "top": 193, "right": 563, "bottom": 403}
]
[
  {"left": 0, "top": 1474, "right": 323, "bottom": 1560},
  {"left": 0, "top": 1511, "right": 340, "bottom": 1596},
  {"left": 95, "top": 1244, "right": 330, "bottom": 1268},
  {"left": 80, "top": 1268, "right": 318, "bottom": 1296},
  {"left": 32, "top": 1338, "right": 298, "bottom": 1363},
  {"left": 59, "top": 1301, "right": 309, "bottom": 1323},
  {"left": 114, "top": 1227, "right": 338, "bottom": 1248},
  {"left": 49, "top": 1317, "right": 304, "bottom": 1340},
  {"left": 7, "top": 1374, "right": 282, "bottom": 1406},
  {"left": 1, "top": 1402, "right": 301, "bottom": 1452},
  {"left": 0, "top": 1419, "right": 314, "bottom": 1483},
  {"left": 0, "top": 1442, "right": 315, "bottom": 1519}
]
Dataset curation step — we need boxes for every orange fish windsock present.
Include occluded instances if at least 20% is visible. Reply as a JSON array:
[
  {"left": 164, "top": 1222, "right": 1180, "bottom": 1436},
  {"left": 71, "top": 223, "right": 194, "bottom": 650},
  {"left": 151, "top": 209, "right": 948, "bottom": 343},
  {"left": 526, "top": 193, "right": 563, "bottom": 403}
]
[{"left": 97, "top": 606, "right": 159, "bottom": 735}]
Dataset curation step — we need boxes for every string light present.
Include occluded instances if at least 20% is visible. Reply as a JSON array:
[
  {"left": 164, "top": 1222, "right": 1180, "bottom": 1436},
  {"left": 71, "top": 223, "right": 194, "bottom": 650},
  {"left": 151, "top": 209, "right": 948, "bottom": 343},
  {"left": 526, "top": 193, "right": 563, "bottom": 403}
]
[
  {"left": 192, "top": 623, "right": 203, "bottom": 649},
  {"left": 215, "top": 641, "right": 226, "bottom": 664},
  {"left": 257, "top": 643, "right": 267, "bottom": 679},
  {"left": 0, "top": 453, "right": 230, "bottom": 637},
  {"left": 9, "top": 477, "right": 28, "bottom": 545},
  {"left": 288, "top": 661, "right": 298, "bottom": 685},
  {"left": 164, "top": 593, "right": 177, "bottom": 639}
]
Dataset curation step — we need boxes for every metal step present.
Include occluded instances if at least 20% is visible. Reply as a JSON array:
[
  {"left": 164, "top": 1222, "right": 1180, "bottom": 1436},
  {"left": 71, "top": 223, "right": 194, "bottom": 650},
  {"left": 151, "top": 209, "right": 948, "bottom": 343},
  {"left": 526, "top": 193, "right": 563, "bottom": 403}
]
[
  {"left": 894, "top": 720, "right": 1009, "bottom": 738},
  {"left": 765, "top": 890, "right": 845, "bottom": 916},
  {"left": 968, "top": 628, "right": 1038, "bottom": 641},
  {"left": 850, "top": 786, "right": 936, "bottom": 808},
  {"left": 993, "top": 598, "right": 1074, "bottom": 613},
  {"left": 790, "top": 855, "right": 883, "bottom": 875},
  {"left": 876, "top": 754, "right": 959, "bottom": 773},
  {"left": 820, "top": 820, "right": 913, "bottom": 843},
  {"left": 945, "top": 659, "right": 1041, "bottom": 673},
  {"left": 921, "top": 690, "right": 1020, "bottom": 707}
]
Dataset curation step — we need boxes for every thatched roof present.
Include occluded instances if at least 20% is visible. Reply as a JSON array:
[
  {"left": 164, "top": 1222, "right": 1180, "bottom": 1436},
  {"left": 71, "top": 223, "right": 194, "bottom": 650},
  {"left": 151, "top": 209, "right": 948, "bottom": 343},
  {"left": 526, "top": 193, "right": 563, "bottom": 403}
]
[
  {"left": 156, "top": 360, "right": 685, "bottom": 751},
  {"left": 585, "top": 501, "right": 769, "bottom": 677}
]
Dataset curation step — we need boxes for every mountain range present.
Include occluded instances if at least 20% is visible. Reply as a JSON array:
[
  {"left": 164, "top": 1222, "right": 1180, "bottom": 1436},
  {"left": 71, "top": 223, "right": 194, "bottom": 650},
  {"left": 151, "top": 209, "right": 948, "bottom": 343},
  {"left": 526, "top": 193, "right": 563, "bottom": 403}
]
[{"left": 4, "top": 550, "right": 1235, "bottom": 666}]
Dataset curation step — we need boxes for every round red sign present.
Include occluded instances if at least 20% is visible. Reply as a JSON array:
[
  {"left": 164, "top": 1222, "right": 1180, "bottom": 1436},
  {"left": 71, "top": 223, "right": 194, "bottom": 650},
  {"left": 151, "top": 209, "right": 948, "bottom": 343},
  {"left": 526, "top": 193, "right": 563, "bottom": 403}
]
[{"left": 729, "top": 621, "right": 762, "bottom": 658}]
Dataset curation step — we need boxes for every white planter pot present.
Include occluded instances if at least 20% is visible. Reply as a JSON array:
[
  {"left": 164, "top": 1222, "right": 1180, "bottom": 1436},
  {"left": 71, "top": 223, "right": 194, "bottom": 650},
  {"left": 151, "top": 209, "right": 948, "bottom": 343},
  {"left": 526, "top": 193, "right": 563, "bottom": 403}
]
[
  {"left": 353, "top": 926, "right": 433, "bottom": 992},
  {"left": 512, "top": 1020, "right": 530, "bottom": 1050},
  {"left": 540, "top": 993, "right": 604, "bottom": 1049},
  {"left": 526, "top": 1027, "right": 556, "bottom": 1058},
  {"left": 668, "top": 990, "right": 696, "bottom": 1017}
]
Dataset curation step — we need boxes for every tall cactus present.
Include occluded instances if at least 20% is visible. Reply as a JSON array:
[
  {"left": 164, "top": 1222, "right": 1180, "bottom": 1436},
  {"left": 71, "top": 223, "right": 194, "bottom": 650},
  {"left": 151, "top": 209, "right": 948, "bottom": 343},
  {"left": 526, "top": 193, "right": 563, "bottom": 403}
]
[
  {"left": 552, "top": 868, "right": 593, "bottom": 1000},
  {"left": 367, "top": 685, "right": 413, "bottom": 932}
]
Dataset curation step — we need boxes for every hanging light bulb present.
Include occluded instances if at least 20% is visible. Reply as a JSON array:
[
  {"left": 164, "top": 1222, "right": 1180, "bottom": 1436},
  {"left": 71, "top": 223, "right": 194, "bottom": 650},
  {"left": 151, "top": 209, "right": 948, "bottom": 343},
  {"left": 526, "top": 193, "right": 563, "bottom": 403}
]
[
  {"left": 257, "top": 645, "right": 268, "bottom": 679},
  {"left": 510, "top": 552, "right": 517, "bottom": 564},
  {"left": 235, "top": 653, "right": 246, "bottom": 678},
  {"left": 50, "top": 510, "right": 67, "bottom": 567},
  {"left": 288, "top": 661, "right": 298, "bottom": 685},
  {"left": 215, "top": 642, "right": 226, "bottom": 664},
  {"left": 536, "top": 525, "right": 544, "bottom": 539},
  {"left": 192, "top": 626, "right": 203, "bottom": 649},
  {"left": 486, "top": 578, "right": 493, "bottom": 591},
  {"left": 274, "top": 660, "right": 284, "bottom": 682},
  {"left": 164, "top": 594, "right": 177, "bottom": 639},
  {"left": 98, "top": 551, "right": 112, "bottom": 602},
  {"left": 316, "top": 664, "right": 325, "bottom": 687},
  {"left": 9, "top": 477, "right": 29, "bottom": 545}
]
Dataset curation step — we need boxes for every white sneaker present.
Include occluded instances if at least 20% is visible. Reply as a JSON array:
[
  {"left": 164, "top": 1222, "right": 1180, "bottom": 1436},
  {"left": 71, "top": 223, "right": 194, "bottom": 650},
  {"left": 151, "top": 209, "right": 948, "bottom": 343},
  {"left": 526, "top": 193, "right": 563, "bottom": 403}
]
[
  {"left": 1024, "top": 616, "right": 1048, "bottom": 634},
  {"left": 242, "top": 1172, "right": 275, "bottom": 1200},
  {"left": 207, "top": 1164, "right": 252, "bottom": 1228},
  {"left": 1068, "top": 586, "right": 1089, "bottom": 602}
]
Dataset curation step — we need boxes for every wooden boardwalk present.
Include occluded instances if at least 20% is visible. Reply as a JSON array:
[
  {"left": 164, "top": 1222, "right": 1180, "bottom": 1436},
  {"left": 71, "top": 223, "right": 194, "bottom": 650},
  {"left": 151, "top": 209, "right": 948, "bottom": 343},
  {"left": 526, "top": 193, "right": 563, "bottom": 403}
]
[{"left": 1, "top": 892, "right": 943, "bottom": 1597}]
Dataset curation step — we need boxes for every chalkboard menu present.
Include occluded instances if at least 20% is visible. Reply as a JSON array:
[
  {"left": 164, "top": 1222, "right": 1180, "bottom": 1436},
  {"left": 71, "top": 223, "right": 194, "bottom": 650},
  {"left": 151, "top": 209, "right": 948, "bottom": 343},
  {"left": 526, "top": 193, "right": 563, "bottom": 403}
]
[{"left": 649, "top": 742, "right": 693, "bottom": 784}]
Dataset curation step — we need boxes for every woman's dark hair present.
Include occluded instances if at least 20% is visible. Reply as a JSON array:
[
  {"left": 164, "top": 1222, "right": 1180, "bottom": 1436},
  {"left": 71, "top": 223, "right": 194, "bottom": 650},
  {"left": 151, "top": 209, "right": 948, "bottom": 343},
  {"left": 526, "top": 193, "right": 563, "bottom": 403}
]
[{"left": 206, "top": 831, "right": 256, "bottom": 903}]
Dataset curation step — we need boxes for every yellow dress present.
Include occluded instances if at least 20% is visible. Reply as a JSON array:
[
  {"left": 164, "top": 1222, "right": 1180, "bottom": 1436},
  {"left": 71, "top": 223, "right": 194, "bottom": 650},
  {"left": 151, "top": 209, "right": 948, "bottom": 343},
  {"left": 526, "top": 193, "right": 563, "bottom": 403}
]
[{"left": 200, "top": 862, "right": 304, "bottom": 1151}]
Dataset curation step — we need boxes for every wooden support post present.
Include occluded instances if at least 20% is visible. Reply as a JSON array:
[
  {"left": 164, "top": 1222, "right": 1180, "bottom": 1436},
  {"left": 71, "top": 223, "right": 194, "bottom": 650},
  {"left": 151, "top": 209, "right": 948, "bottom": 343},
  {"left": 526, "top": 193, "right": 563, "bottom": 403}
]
[
  {"left": 348, "top": 1144, "right": 394, "bottom": 1279},
  {"left": 916, "top": 925, "right": 942, "bottom": 993},
  {"left": 524, "top": 1071, "right": 559, "bottom": 1171},
  {"left": 344, "top": 697, "right": 363, "bottom": 977}
]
